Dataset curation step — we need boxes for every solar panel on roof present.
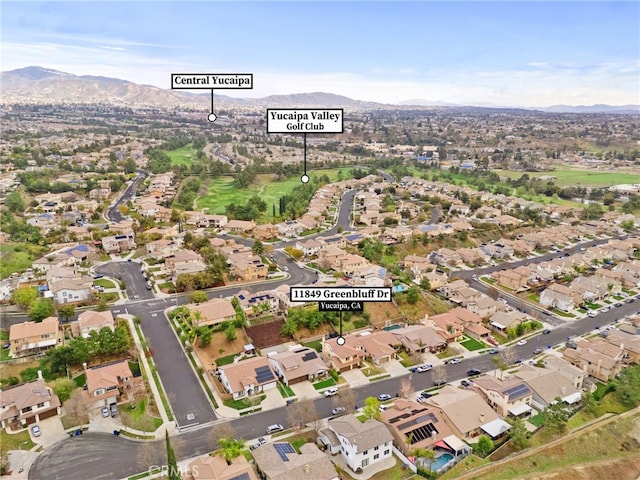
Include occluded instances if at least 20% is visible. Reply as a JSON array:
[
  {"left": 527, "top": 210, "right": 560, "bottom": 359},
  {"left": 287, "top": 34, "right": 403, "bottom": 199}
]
[
  {"left": 301, "top": 351, "right": 318, "bottom": 362},
  {"left": 274, "top": 443, "right": 296, "bottom": 462},
  {"left": 229, "top": 474, "right": 250, "bottom": 480},
  {"left": 255, "top": 366, "right": 275, "bottom": 383},
  {"left": 504, "top": 384, "right": 531, "bottom": 400}
]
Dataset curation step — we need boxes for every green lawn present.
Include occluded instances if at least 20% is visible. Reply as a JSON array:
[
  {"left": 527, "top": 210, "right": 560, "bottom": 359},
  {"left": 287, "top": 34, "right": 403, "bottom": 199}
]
[
  {"left": 460, "top": 336, "right": 487, "bottom": 351},
  {"left": 223, "top": 394, "right": 266, "bottom": 410},
  {"left": 301, "top": 339, "right": 322, "bottom": 352},
  {"left": 493, "top": 167, "right": 640, "bottom": 188},
  {"left": 277, "top": 382, "right": 295, "bottom": 398},
  {"left": 73, "top": 373, "right": 86, "bottom": 388},
  {"left": 94, "top": 279, "right": 116, "bottom": 288},
  {"left": 196, "top": 168, "right": 351, "bottom": 223},
  {"left": 216, "top": 352, "right": 240, "bottom": 367},
  {"left": 528, "top": 412, "right": 544, "bottom": 428},
  {"left": 312, "top": 378, "right": 337, "bottom": 390},
  {"left": 0, "top": 330, "right": 9, "bottom": 361},
  {"left": 167, "top": 144, "right": 197, "bottom": 166},
  {"left": 0, "top": 429, "right": 36, "bottom": 451},
  {"left": 0, "top": 243, "right": 45, "bottom": 279}
]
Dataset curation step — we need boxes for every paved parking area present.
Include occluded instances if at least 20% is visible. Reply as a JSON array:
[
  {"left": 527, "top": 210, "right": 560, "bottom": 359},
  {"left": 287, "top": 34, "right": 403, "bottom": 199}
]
[{"left": 31, "top": 416, "right": 66, "bottom": 447}]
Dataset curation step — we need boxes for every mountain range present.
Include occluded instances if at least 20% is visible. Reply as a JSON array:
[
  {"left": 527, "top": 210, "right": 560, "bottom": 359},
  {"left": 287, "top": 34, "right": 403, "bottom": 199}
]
[{"left": 1, "top": 66, "right": 638, "bottom": 114}]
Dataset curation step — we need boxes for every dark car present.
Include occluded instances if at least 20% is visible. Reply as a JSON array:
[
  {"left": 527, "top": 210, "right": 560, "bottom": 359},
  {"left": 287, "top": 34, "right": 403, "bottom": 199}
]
[
  {"left": 488, "top": 348, "right": 499, "bottom": 354},
  {"left": 460, "top": 379, "right": 472, "bottom": 387},
  {"left": 467, "top": 368, "right": 482, "bottom": 377},
  {"left": 542, "top": 329, "right": 551, "bottom": 334},
  {"left": 433, "top": 379, "right": 446, "bottom": 387},
  {"left": 533, "top": 348, "right": 543, "bottom": 355}
]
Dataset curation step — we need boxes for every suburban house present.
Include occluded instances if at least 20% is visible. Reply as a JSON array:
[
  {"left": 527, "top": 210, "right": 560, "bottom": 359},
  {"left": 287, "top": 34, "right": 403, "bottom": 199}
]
[
  {"left": 268, "top": 347, "right": 329, "bottom": 385},
  {"left": 235, "top": 290, "right": 279, "bottom": 316},
  {"left": 391, "top": 325, "right": 448, "bottom": 353},
  {"left": 84, "top": 360, "right": 133, "bottom": 408},
  {"left": 424, "top": 386, "right": 506, "bottom": 441},
  {"left": 228, "top": 253, "right": 268, "bottom": 282},
  {"left": 543, "top": 357, "right": 587, "bottom": 392},
  {"left": 101, "top": 233, "right": 136, "bottom": 254},
  {"left": 146, "top": 239, "right": 179, "bottom": 258},
  {"left": 349, "top": 330, "right": 399, "bottom": 366},
  {"left": 185, "top": 453, "right": 258, "bottom": 480},
  {"left": 225, "top": 219, "right": 256, "bottom": 234},
  {"left": 254, "top": 223, "right": 279, "bottom": 241},
  {"left": 0, "top": 376, "right": 61, "bottom": 430},
  {"left": 187, "top": 298, "right": 237, "bottom": 327},
  {"left": 562, "top": 338, "right": 626, "bottom": 382},
  {"left": 602, "top": 330, "right": 640, "bottom": 363},
  {"left": 252, "top": 442, "right": 339, "bottom": 480},
  {"left": 319, "top": 414, "right": 394, "bottom": 473},
  {"left": 378, "top": 398, "right": 454, "bottom": 455},
  {"left": 539, "top": 283, "right": 577, "bottom": 312},
  {"left": 165, "top": 250, "right": 207, "bottom": 278},
  {"left": 471, "top": 376, "right": 534, "bottom": 418},
  {"left": 321, "top": 336, "right": 366, "bottom": 372},
  {"left": 217, "top": 356, "right": 278, "bottom": 400},
  {"left": 296, "top": 239, "right": 323, "bottom": 257},
  {"left": 75, "top": 310, "right": 115, "bottom": 338},
  {"left": 492, "top": 270, "right": 529, "bottom": 292},
  {"left": 49, "top": 277, "right": 94, "bottom": 305},
  {"left": 9, "top": 317, "right": 60, "bottom": 357},
  {"left": 514, "top": 366, "right": 583, "bottom": 409}
]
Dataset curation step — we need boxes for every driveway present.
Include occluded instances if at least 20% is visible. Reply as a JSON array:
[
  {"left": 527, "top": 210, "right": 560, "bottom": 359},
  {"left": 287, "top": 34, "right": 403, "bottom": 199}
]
[{"left": 31, "top": 416, "right": 66, "bottom": 448}]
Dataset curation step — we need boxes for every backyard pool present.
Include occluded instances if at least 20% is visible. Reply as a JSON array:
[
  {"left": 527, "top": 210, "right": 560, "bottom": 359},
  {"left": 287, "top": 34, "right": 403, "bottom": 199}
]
[{"left": 430, "top": 452, "right": 454, "bottom": 471}]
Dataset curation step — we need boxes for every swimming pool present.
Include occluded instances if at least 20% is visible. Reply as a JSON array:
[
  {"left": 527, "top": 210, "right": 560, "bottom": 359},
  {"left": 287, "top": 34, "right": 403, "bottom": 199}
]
[{"left": 430, "top": 452, "right": 454, "bottom": 471}]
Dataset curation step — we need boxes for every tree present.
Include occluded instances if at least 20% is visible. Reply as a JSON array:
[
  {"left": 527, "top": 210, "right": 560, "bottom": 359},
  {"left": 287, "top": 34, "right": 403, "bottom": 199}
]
[
  {"left": 64, "top": 389, "right": 89, "bottom": 428},
  {"left": 224, "top": 324, "right": 237, "bottom": 342},
  {"left": 28, "top": 298, "right": 55, "bottom": 322},
  {"left": 363, "top": 396, "right": 381, "bottom": 420},
  {"left": 137, "top": 440, "right": 163, "bottom": 472},
  {"left": 613, "top": 365, "right": 640, "bottom": 407},
  {"left": 194, "top": 326, "right": 212, "bottom": 347},
  {"left": 209, "top": 422, "right": 236, "bottom": 450},
  {"left": 508, "top": 417, "right": 530, "bottom": 451},
  {"left": 165, "top": 430, "right": 181, "bottom": 480},
  {"left": 189, "top": 290, "right": 208, "bottom": 304},
  {"left": 406, "top": 286, "right": 420, "bottom": 305},
  {"left": 57, "top": 304, "right": 76, "bottom": 322},
  {"left": 431, "top": 365, "right": 448, "bottom": 385},
  {"left": 53, "top": 378, "right": 75, "bottom": 402},
  {"left": 12, "top": 287, "right": 37, "bottom": 311},
  {"left": 542, "top": 399, "right": 569, "bottom": 434},
  {"left": 474, "top": 435, "right": 494, "bottom": 458},
  {"left": 287, "top": 398, "right": 319, "bottom": 430},
  {"left": 218, "top": 437, "right": 246, "bottom": 464},
  {"left": 5, "top": 191, "right": 25, "bottom": 213},
  {"left": 252, "top": 239, "right": 264, "bottom": 255},
  {"left": 398, "top": 378, "right": 415, "bottom": 400},
  {"left": 332, "top": 385, "right": 357, "bottom": 412},
  {"left": 494, "top": 347, "right": 516, "bottom": 380}
]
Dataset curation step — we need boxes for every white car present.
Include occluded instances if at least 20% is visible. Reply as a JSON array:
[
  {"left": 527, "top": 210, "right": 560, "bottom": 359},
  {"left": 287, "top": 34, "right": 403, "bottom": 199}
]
[
  {"left": 588, "top": 311, "right": 597, "bottom": 317},
  {"left": 324, "top": 387, "right": 339, "bottom": 397},
  {"left": 415, "top": 364, "right": 433, "bottom": 373},
  {"left": 331, "top": 406, "right": 346, "bottom": 415},
  {"left": 448, "top": 358, "right": 461, "bottom": 365},
  {"left": 516, "top": 340, "right": 527, "bottom": 346}
]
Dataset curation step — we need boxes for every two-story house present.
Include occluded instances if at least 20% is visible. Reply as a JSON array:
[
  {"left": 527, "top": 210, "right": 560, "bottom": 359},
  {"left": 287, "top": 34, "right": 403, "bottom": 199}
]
[
  {"left": 188, "top": 298, "right": 237, "bottom": 328},
  {"left": 74, "top": 310, "right": 115, "bottom": 338},
  {"left": 252, "top": 442, "right": 339, "bottom": 480},
  {"left": 471, "top": 376, "right": 534, "bottom": 418},
  {"left": 9, "top": 317, "right": 60, "bottom": 357},
  {"left": 84, "top": 360, "right": 133, "bottom": 409},
  {"left": 0, "top": 375, "right": 61, "bottom": 430},
  {"left": 319, "top": 414, "right": 394, "bottom": 473},
  {"left": 268, "top": 347, "right": 329, "bottom": 386}
]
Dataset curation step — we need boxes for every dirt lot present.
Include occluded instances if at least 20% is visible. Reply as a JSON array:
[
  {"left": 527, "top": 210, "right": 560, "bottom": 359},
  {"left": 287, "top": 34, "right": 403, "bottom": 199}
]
[
  {"left": 364, "top": 302, "right": 403, "bottom": 328},
  {"left": 193, "top": 328, "right": 250, "bottom": 368},
  {"left": 245, "top": 319, "right": 290, "bottom": 349}
]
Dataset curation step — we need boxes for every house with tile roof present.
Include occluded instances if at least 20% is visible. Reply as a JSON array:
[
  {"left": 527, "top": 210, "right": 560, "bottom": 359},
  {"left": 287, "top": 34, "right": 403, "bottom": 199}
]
[
  {"left": 9, "top": 317, "right": 60, "bottom": 357},
  {"left": 253, "top": 442, "right": 339, "bottom": 480},
  {"left": 84, "top": 360, "right": 133, "bottom": 408},
  {"left": 217, "top": 356, "right": 278, "bottom": 400},
  {"left": 185, "top": 453, "right": 258, "bottom": 480},
  {"left": 268, "top": 347, "right": 329, "bottom": 386},
  {"left": 319, "top": 414, "right": 394, "bottom": 473},
  {"left": 0, "top": 377, "right": 61, "bottom": 430}
]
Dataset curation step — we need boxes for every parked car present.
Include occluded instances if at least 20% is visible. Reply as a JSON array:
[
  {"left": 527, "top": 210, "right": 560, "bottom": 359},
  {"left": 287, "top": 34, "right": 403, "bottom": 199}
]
[
  {"left": 533, "top": 348, "right": 543, "bottom": 355},
  {"left": 31, "top": 425, "right": 41, "bottom": 437},
  {"left": 331, "top": 406, "right": 346, "bottom": 415},
  {"left": 109, "top": 403, "right": 119, "bottom": 417},
  {"left": 266, "top": 424, "right": 284, "bottom": 434},
  {"left": 250, "top": 437, "right": 267, "bottom": 450},
  {"left": 614, "top": 303, "right": 623, "bottom": 308},
  {"left": 448, "top": 358, "right": 461, "bottom": 365},
  {"left": 324, "top": 387, "right": 339, "bottom": 397},
  {"left": 488, "top": 348, "right": 499, "bottom": 354},
  {"left": 101, "top": 406, "right": 110, "bottom": 418},
  {"left": 566, "top": 340, "right": 578, "bottom": 349},
  {"left": 415, "top": 364, "right": 433, "bottom": 373},
  {"left": 588, "top": 311, "right": 597, "bottom": 317},
  {"left": 377, "top": 393, "right": 392, "bottom": 401},
  {"left": 460, "top": 379, "right": 472, "bottom": 388},
  {"left": 433, "top": 379, "right": 446, "bottom": 387},
  {"left": 516, "top": 340, "right": 527, "bottom": 346},
  {"left": 542, "top": 329, "right": 551, "bottom": 334},
  {"left": 466, "top": 368, "right": 482, "bottom": 377}
]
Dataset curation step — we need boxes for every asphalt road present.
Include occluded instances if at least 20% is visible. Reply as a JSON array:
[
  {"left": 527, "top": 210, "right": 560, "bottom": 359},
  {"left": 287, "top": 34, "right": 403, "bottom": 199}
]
[{"left": 105, "top": 171, "right": 146, "bottom": 223}]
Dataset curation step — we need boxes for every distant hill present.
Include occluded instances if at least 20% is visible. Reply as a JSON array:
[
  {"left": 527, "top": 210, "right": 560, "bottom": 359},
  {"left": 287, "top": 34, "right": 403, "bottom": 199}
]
[
  {"left": 1, "top": 66, "right": 638, "bottom": 114},
  {"left": 539, "top": 104, "right": 640, "bottom": 114}
]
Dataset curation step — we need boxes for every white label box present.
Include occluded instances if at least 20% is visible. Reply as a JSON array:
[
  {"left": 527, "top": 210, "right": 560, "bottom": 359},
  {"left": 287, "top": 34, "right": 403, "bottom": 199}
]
[
  {"left": 171, "top": 73, "right": 253, "bottom": 89},
  {"left": 290, "top": 286, "right": 391, "bottom": 302},
  {"left": 267, "top": 108, "right": 344, "bottom": 134}
]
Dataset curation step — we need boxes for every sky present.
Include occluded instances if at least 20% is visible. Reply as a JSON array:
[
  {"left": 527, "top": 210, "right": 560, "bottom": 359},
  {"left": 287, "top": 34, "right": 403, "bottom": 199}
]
[{"left": 2, "top": 1, "right": 639, "bottom": 107}]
